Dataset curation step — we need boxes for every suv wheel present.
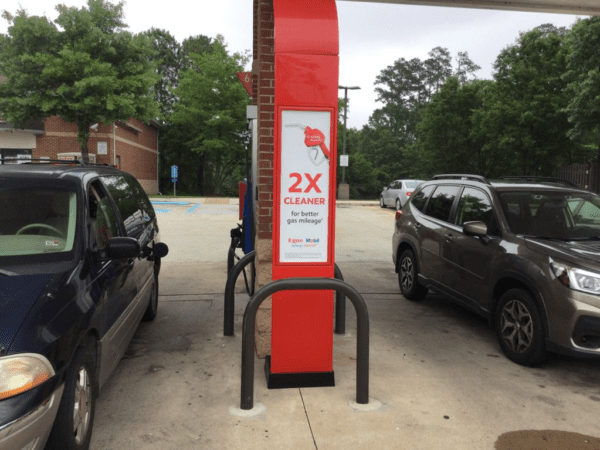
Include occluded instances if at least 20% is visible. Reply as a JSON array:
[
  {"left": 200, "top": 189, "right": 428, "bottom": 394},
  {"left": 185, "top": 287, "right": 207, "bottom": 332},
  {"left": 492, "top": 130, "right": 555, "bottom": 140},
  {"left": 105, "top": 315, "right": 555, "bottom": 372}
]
[
  {"left": 495, "top": 289, "right": 546, "bottom": 366},
  {"left": 398, "top": 249, "right": 428, "bottom": 301},
  {"left": 379, "top": 196, "right": 386, "bottom": 208}
]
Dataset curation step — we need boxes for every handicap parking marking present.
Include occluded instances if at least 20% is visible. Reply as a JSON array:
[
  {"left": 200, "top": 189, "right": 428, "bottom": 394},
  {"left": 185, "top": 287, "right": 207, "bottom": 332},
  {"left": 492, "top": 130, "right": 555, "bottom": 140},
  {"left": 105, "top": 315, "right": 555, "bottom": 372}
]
[
  {"left": 151, "top": 201, "right": 190, "bottom": 206},
  {"left": 187, "top": 204, "right": 238, "bottom": 215},
  {"left": 150, "top": 199, "right": 239, "bottom": 215},
  {"left": 186, "top": 204, "right": 201, "bottom": 214}
]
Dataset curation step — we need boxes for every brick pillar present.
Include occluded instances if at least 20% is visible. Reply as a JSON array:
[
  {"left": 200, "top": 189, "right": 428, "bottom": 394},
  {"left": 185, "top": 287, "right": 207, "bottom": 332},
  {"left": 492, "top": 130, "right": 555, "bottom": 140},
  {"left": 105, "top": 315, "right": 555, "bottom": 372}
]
[{"left": 253, "top": 0, "right": 274, "bottom": 358}]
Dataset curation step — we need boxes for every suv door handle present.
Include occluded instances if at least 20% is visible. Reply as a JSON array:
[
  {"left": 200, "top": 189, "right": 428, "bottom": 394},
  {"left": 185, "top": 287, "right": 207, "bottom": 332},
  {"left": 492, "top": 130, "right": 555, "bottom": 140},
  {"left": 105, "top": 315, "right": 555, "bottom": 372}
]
[{"left": 444, "top": 233, "right": 454, "bottom": 243}]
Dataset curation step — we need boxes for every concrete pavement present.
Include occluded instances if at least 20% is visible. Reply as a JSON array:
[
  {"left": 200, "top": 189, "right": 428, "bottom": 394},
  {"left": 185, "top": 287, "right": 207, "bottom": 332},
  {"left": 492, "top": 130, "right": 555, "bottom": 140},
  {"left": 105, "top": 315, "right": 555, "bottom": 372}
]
[{"left": 89, "top": 199, "right": 600, "bottom": 450}]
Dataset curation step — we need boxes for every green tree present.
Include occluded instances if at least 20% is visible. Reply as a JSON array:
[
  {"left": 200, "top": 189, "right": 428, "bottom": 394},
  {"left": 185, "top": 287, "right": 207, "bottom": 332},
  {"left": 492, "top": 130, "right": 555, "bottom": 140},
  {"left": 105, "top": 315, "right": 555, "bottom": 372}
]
[
  {"left": 454, "top": 51, "right": 481, "bottom": 85},
  {"left": 183, "top": 35, "right": 214, "bottom": 57},
  {"left": 152, "top": 33, "right": 216, "bottom": 194},
  {"left": 142, "top": 28, "right": 185, "bottom": 121},
  {"left": 0, "top": 0, "right": 159, "bottom": 161},
  {"left": 472, "top": 25, "right": 583, "bottom": 176},
  {"left": 564, "top": 17, "right": 600, "bottom": 160},
  {"left": 418, "top": 77, "right": 494, "bottom": 177},
  {"left": 364, "top": 47, "right": 480, "bottom": 184},
  {"left": 169, "top": 36, "right": 250, "bottom": 195}
]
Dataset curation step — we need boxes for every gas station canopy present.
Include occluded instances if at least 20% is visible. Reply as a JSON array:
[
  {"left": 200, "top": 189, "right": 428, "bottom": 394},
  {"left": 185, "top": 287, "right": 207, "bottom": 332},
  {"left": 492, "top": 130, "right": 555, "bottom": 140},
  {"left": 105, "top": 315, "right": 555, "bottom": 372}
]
[{"left": 339, "top": 0, "right": 600, "bottom": 16}]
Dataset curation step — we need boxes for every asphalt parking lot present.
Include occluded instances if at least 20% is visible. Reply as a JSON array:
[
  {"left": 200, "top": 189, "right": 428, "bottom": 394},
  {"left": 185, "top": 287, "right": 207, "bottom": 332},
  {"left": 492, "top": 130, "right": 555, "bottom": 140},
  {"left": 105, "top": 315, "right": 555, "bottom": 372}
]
[{"left": 89, "top": 199, "right": 600, "bottom": 450}]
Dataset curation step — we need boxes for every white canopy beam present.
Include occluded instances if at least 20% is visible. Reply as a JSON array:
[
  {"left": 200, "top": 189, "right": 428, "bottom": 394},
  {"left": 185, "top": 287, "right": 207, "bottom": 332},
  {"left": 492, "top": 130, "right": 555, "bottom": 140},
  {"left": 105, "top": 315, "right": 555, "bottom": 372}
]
[{"left": 338, "top": 0, "right": 600, "bottom": 16}]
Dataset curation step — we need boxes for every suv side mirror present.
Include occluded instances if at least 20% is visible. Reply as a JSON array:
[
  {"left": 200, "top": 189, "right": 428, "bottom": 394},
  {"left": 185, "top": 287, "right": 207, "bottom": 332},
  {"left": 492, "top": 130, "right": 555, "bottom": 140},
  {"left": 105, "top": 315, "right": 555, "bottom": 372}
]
[
  {"left": 463, "top": 221, "right": 488, "bottom": 237},
  {"left": 383, "top": 186, "right": 388, "bottom": 191},
  {"left": 106, "top": 237, "right": 140, "bottom": 259}
]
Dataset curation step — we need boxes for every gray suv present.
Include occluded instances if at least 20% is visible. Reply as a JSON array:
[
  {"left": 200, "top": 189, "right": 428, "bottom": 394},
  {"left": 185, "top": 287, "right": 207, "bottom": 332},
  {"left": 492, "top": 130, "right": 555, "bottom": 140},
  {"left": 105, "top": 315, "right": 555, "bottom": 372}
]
[{"left": 392, "top": 174, "right": 600, "bottom": 366}]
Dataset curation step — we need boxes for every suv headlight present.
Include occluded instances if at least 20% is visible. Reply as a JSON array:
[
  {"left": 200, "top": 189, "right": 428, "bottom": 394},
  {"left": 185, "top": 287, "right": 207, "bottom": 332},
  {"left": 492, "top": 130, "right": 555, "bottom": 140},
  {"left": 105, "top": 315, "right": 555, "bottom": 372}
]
[
  {"left": 0, "top": 354, "right": 54, "bottom": 400},
  {"left": 551, "top": 262, "right": 600, "bottom": 295}
]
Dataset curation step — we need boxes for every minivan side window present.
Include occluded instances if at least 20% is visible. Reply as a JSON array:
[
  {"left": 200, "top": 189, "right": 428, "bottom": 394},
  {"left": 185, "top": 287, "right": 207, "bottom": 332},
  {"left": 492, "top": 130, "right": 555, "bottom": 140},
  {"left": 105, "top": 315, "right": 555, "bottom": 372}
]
[
  {"left": 410, "top": 185, "right": 435, "bottom": 212},
  {"left": 101, "top": 175, "right": 146, "bottom": 239},
  {"left": 126, "top": 175, "right": 156, "bottom": 221},
  {"left": 425, "top": 185, "right": 460, "bottom": 222},
  {"left": 89, "top": 183, "right": 120, "bottom": 251}
]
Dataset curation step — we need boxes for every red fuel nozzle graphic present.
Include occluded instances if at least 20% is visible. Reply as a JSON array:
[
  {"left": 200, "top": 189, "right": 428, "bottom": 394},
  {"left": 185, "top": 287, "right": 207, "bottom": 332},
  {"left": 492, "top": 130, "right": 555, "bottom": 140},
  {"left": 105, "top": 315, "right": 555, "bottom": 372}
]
[{"left": 304, "top": 127, "right": 329, "bottom": 160}]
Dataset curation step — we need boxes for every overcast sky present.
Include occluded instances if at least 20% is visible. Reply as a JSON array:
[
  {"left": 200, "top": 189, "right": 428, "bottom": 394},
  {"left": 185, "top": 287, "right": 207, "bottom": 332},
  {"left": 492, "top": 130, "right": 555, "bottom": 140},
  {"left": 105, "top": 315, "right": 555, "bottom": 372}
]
[{"left": 0, "top": 0, "right": 584, "bottom": 129}]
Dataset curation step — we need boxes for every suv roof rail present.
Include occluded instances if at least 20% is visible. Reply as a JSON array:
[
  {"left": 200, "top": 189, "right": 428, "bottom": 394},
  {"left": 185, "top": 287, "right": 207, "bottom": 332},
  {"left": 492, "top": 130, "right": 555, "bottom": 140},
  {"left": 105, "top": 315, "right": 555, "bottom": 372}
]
[
  {"left": 0, "top": 157, "right": 116, "bottom": 168},
  {"left": 430, "top": 174, "right": 492, "bottom": 185},
  {"left": 498, "top": 175, "right": 579, "bottom": 188}
]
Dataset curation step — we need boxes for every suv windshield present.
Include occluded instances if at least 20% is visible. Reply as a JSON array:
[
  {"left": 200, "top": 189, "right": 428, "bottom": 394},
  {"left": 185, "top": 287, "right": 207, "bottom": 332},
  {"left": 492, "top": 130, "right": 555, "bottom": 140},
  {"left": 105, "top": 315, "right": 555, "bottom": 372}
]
[
  {"left": 499, "top": 191, "right": 600, "bottom": 240},
  {"left": 0, "top": 180, "right": 78, "bottom": 257}
]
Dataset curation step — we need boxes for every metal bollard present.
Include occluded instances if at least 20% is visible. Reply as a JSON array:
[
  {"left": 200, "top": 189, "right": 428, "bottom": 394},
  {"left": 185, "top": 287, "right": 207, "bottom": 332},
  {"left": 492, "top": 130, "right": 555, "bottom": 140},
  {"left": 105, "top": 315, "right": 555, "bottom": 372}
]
[{"left": 240, "top": 278, "right": 369, "bottom": 410}]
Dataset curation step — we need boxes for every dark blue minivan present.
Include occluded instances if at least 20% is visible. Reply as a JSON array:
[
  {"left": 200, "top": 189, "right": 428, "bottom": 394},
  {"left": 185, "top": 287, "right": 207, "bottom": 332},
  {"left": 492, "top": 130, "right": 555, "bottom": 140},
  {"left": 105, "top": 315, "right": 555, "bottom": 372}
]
[{"left": 0, "top": 161, "right": 168, "bottom": 450}]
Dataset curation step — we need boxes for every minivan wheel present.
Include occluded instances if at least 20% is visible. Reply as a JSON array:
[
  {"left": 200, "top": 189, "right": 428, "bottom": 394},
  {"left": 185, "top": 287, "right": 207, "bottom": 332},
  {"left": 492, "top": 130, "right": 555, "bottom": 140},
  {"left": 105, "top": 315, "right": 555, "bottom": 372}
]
[
  {"left": 398, "top": 249, "right": 428, "bottom": 301},
  {"left": 46, "top": 344, "right": 96, "bottom": 450},
  {"left": 142, "top": 270, "right": 159, "bottom": 322},
  {"left": 380, "top": 196, "right": 386, "bottom": 208},
  {"left": 395, "top": 199, "right": 401, "bottom": 210},
  {"left": 495, "top": 289, "right": 546, "bottom": 366}
]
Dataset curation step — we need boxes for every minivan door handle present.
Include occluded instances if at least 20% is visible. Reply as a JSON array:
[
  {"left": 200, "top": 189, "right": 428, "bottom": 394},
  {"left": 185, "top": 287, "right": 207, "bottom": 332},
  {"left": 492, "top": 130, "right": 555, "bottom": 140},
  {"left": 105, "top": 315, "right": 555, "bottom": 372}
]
[
  {"left": 444, "top": 233, "right": 454, "bottom": 243},
  {"left": 414, "top": 223, "right": 422, "bottom": 230}
]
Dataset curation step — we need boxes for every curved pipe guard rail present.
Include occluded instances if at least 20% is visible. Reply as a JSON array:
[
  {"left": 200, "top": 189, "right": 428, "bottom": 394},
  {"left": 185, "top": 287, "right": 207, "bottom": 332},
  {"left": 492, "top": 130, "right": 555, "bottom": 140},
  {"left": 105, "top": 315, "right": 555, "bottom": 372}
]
[
  {"left": 227, "top": 234, "right": 241, "bottom": 276},
  {"left": 224, "top": 257, "right": 347, "bottom": 337},
  {"left": 240, "top": 277, "right": 369, "bottom": 410},
  {"left": 224, "top": 251, "right": 256, "bottom": 336},
  {"left": 334, "top": 264, "right": 346, "bottom": 335}
]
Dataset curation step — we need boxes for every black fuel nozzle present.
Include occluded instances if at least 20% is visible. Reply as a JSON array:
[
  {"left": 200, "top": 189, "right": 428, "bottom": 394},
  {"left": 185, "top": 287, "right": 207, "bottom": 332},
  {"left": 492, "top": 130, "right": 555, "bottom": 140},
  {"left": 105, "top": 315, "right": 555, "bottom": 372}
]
[{"left": 230, "top": 224, "right": 243, "bottom": 239}]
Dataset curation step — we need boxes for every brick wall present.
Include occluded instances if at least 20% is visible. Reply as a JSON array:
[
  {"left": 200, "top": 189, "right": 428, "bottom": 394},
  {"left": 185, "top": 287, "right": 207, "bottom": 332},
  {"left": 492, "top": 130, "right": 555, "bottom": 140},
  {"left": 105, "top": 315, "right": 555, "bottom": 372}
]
[
  {"left": 114, "top": 119, "right": 158, "bottom": 184},
  {"left": 32, "top": 116, "right": 159, "bottom": 194},
  {"left": 253, "top": 0, "right": 275, "bottom": 359},
  {"left": 256, "top": 0, "right": 275, "bottom": 240}
]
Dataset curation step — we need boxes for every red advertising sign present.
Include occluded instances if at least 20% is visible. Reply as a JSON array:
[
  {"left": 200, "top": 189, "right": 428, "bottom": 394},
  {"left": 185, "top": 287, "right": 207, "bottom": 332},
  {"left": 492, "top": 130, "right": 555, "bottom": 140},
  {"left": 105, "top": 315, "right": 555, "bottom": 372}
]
[
  {"left": 236, "top": 72, "right": 253, "bottom": 97},
  {"left": 278, "top": 110, "right": 331, "bottom": 263},
  {"left": 268, "top": 0, "right": 339, "bottom": 388}
]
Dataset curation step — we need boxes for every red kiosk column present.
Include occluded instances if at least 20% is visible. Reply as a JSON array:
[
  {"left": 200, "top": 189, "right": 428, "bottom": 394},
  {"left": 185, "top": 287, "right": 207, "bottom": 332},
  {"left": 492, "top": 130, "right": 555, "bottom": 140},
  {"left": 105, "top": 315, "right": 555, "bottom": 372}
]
[{"left": 267, "top": 0, "right": 339, "bottom": 388}]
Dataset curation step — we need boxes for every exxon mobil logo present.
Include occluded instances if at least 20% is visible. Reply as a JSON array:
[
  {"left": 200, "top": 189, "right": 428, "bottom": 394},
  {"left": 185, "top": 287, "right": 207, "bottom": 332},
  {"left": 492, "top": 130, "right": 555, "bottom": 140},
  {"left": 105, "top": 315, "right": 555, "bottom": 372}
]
[
  {"left": 305, "top": 238, "right": 319, "bottom": 244},
  {"left": 288, "top": 238, "right": 303, "bottom": 244}
]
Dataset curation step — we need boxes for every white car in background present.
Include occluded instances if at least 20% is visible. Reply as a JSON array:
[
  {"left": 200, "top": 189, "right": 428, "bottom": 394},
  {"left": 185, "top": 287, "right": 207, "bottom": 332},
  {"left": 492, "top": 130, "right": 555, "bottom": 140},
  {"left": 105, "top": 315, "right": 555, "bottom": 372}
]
[{"left": 380, "top": 179, "right": 425, "bottom": 210}]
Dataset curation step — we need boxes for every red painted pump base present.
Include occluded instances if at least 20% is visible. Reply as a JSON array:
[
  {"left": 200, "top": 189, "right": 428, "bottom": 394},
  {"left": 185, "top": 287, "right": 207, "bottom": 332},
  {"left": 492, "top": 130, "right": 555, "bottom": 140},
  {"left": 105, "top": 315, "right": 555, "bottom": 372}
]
[{"left": 264, "top": 356, "right": 335, "bottom": 389}]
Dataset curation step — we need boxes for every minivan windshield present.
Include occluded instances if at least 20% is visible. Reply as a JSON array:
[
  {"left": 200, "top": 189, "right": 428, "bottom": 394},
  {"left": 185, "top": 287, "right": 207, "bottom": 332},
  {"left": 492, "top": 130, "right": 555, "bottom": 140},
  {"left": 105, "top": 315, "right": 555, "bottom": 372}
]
[
  {"left": 499, "top": 191, "right": 600, "bottom": 240},
  {"left": 0, "top": 181, "right": 78, "bottom": 257}
]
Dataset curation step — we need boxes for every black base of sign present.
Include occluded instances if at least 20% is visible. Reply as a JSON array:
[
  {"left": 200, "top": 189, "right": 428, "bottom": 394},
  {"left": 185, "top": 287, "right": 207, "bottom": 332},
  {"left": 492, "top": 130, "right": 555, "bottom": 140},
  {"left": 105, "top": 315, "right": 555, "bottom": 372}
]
[{"left": 264, "top": 355, "right": 335, "bottom": 389}]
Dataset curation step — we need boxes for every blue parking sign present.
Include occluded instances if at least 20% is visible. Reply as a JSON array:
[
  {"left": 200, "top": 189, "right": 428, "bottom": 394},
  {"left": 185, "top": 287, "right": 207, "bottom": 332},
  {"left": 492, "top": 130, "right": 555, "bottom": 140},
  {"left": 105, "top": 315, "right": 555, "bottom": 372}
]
[{"left": 171, "top": 165, "right": 178, "bottom": 180}]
